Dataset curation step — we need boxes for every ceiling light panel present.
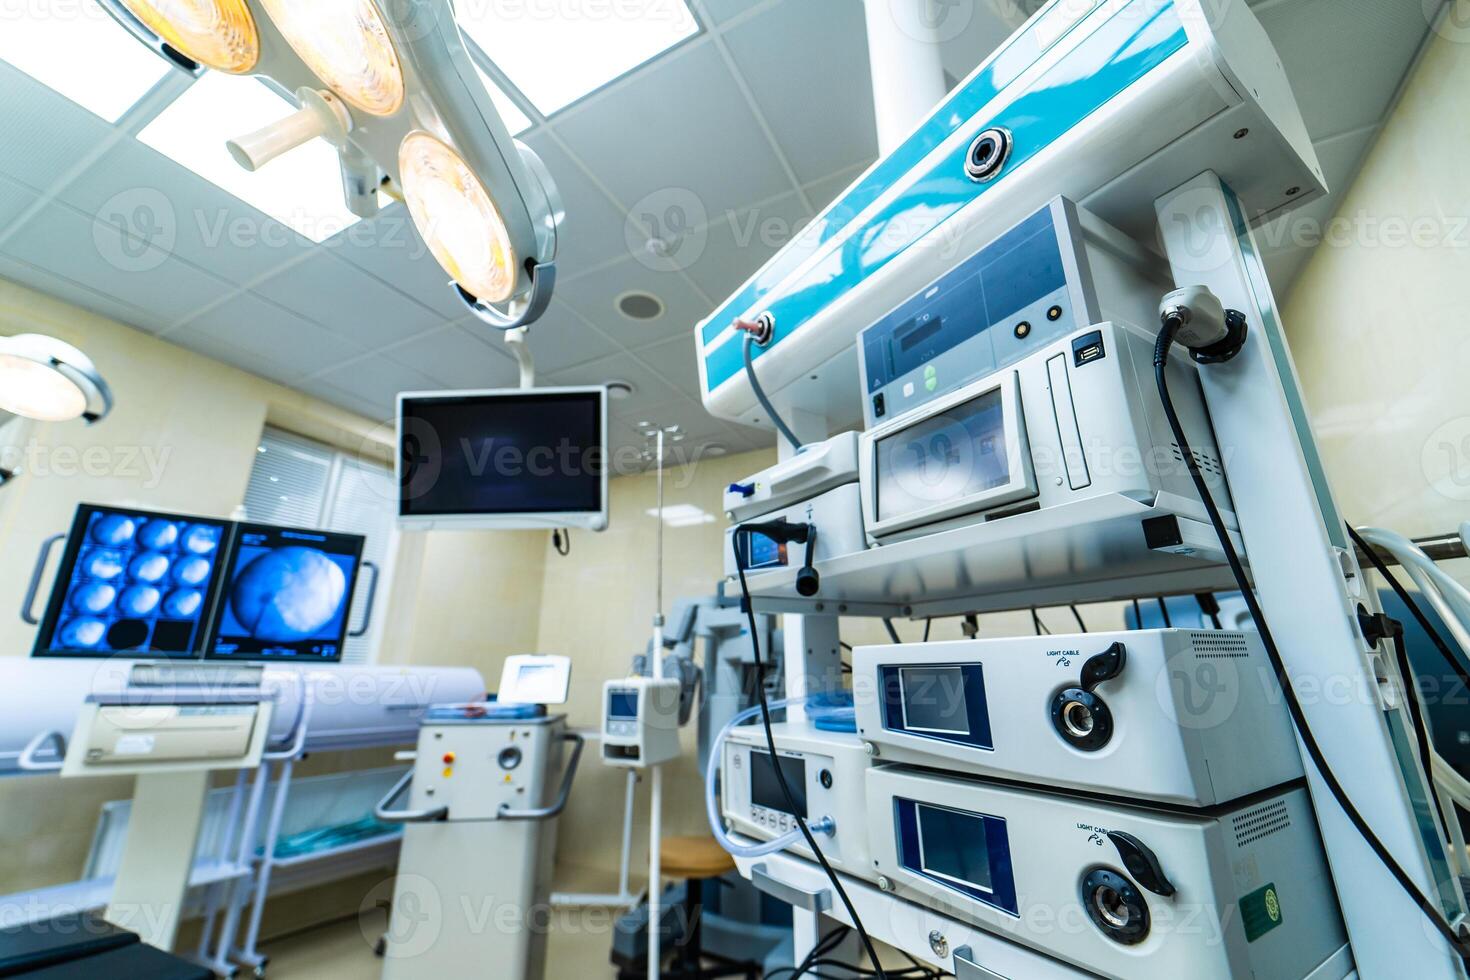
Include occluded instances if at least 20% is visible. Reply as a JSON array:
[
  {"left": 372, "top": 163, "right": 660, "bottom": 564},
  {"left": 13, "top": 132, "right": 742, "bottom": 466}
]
[
  {"left": 138, "top": 72, "right": 361, "bottom": 243},
  {"left": 0, "top": 1, "right": 172, "bottom": 122},
  {"left": 458, "top": 0, "right": 699, "bottom": 114}
]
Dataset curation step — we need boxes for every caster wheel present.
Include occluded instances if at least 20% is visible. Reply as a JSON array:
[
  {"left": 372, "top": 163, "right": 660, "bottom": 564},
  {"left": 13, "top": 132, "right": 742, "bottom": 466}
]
[{"left": 374, "top": 936, "right": 387, "bottom": 958}]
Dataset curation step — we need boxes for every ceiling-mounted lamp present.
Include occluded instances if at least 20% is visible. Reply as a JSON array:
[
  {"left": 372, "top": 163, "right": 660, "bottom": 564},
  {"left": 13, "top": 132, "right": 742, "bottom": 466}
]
[
  {"left": 109, "top": 0, "right": 260, "bottom": 74},
  {"left": 100, "top": 0, "right": 563, "bottom": 332},
  {"left": 253, "top": 0, "right": 405, "bottom": 117},
  {"left": 0, "top": 334, "right": 113, "bottom": 425}
]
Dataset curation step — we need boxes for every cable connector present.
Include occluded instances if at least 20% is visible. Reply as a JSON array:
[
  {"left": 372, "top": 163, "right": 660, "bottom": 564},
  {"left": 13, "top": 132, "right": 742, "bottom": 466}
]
[
  {"left": 734, "top": 312, "right": 775, "bottom": 346},
  {"left": 1158, "top": 286, "right": 1248, "bottom": 364},
  {"left": 1357, "top": 605, "right": 1404, "bottom": 649}
]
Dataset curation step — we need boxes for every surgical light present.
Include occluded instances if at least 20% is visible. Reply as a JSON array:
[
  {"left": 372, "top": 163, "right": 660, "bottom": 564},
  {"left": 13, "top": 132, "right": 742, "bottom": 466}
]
[
  {"left": 399, "top": 131, "right": 517, "bottom": 305},
  {"left": 0, "top": 334, "right": 113, "bottom": 424},
  {"left": 256, "top": 0, "right": 406, "bottom": 117},
  {"left": 114, "top": 0, "right": 260, "bottom": 74}
]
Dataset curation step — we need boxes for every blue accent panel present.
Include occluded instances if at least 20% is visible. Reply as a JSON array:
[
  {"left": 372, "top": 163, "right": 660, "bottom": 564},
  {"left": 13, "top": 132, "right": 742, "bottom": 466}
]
[
  {"left": 895, "top": 797, "right": 1018, "bottom": 916},
  {"left": 703, "top": 2, "right": 1187, "bottom": 394},
  {"left": 698, "top": 0, "right": 1128, "bottom": 348},
  {"left": 880, "top": 663, "right": 994, "bottom": 749}
]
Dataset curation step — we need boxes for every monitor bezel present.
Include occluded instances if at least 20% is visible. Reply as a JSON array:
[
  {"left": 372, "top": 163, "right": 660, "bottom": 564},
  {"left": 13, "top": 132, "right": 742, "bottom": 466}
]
[
  {"left": 394, "top": 385, "right": 610, "bottom": 532},
  {"left": 30, "top": 503, "right": 234, "bottom": 660},
  {"left": 201, "top": 521, "right": 367, "bottom": 665}
]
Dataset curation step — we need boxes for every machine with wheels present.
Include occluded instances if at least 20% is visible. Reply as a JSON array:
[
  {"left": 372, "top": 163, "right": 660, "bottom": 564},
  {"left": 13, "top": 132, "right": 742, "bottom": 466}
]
[{"left": 375, "top": 655, "right": 583, "bottom": 980}]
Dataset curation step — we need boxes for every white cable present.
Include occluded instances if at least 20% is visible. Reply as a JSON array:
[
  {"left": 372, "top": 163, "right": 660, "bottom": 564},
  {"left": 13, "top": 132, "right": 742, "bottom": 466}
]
[
  {"left": 704, "top": 700, "right": 834, "bottom": 858},
  {"left": 1358, "top": 527, "right": 1470, "bottom": 662}
]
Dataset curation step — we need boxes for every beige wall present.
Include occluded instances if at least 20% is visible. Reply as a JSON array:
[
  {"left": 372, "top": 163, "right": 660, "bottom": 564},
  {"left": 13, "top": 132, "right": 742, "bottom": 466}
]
[
  {"left": 0, "top": 277, "right": 392, "bottom": 898},
  {"left": 1282, "top": 28, "right": 1470, "bottom": 577}
]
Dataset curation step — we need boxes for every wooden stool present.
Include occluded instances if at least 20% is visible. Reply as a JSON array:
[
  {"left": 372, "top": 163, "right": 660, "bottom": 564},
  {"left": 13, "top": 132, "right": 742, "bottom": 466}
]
[{"left": 650, "top": 837, "right": 758, "bottom": 980}]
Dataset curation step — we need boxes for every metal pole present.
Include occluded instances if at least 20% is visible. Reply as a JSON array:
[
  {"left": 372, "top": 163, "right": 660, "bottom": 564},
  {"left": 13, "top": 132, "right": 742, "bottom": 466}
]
[{"left": 648, "top": 429, "right": 665, "bottom": 980}]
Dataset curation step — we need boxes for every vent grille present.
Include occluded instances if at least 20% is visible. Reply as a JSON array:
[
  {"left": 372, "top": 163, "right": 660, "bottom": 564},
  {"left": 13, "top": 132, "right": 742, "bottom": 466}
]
[
  {"left": 1190, "top": 632, "right": 1249, "bottom": 659},
  {"left": 1233, "top": 799, "right": 1290, "bottom": 848},
  {"left": 1171, "top": 443, "right": 1223, "bottom": 477}
]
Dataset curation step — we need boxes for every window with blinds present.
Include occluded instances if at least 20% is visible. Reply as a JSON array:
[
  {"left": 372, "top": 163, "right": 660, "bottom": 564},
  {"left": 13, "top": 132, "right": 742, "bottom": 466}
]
[{"left": 242, "top": 427, "right": 397, "bottom": 665}]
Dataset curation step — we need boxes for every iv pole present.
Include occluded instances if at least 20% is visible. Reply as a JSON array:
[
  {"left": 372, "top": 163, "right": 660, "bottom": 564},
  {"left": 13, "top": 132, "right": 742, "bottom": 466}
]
[{"left": 648, "top": 428, "right": 666, "bottom": 980}]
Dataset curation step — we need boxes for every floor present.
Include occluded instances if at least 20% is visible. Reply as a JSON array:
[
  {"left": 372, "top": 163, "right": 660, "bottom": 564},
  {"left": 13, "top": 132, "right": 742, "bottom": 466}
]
[{"left": 266, "top": 906, "right": 620, "bottom": 979}]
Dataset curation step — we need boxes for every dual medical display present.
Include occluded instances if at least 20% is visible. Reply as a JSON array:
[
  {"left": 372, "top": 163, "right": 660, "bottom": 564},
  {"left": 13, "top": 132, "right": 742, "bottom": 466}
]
[{"left": 33, "top": 504, "right": 364, "bottom": 664}]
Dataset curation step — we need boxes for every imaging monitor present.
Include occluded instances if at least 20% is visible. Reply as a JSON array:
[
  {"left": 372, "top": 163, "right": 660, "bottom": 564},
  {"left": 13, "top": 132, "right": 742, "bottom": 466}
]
[
  {"left": 396, "top": 386, "right": 609, "bottom": 532},
  {"left": 32, "top": 504, "right": 231, "bottom": 659},
  {"left": 204, "top": 523, "right": 365, "bottom": 664}
]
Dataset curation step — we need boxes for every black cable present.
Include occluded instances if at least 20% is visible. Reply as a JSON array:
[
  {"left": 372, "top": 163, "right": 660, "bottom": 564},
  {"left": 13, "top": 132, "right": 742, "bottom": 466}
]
[
  {"left": 1153, "top": 315, "right": 1470, "bottom": 963},
  {"left": 1030, "top": 608, "right": 1049, "bottom": 635},
  {"left": 1070, "top": 605, "right": 1087, "bottom": 633},
  {"left": 1347, "top": 524, "right": 1470, "bottom": 690},
  {"left": 1195, "top": 593, "right": 1224, "bottom": 630},
  {"left": 1157, "top": 596, "right": 1172, "bottom": 627},
  {"left": 840, "top": 641, "right": 854, "bottom": 652},
  {"left": 923, "top": 618, "right": 932, "bottom": 642},
  {"left": 743, "top": 332, "right": 803, "bottom": 453},
  {"left": 1391, "top": 632, "right": 1453, "bottom": 836},
  {"left": 1131, "top": 598, "right": 1142, "bottom": 630},
  {"left": 552, "top": 528, "right": 571, "bottom": 557},
  {"left": 883, "top": 619, "right": 903, "bottom": 644},
  {"left": 732, "top": 532, "right": 888, "bottom": 979}
]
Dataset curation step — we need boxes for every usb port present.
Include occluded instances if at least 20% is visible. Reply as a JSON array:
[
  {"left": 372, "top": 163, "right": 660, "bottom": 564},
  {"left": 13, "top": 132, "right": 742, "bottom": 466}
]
[{"left": 1071, "top": 331, "right": 1106, "bottom": 367}]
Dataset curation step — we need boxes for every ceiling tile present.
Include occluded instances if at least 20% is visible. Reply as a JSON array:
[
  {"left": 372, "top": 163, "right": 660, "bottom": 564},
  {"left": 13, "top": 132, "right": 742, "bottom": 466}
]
[
  {"left": 544, "top": 350, "right": 688, "bottom": 408},
  {"left": 253, "top": 251, "right": 444, "bottom": 350},
  {"left": 167, "top": 325, "right": 306, "bottom": 388},
  {"left": 520, "top": 131, "right": 629, "bottom": 280},
  {"left": 331, "top": 203, "right": 470, "bottom": 320},
  {"left": 1259, "top": 0, "right": 1431, "bottom": 140},
  {"left": 0, "top": 199, "right": 231, "bottom": 328},
  {"left": 312, "top": 355, "right": 442, "bottom": 419},
  {"left": 0, "top": 250, "right": 159, "bottom": 334},
  {"left": 804, "top": 162, "right": 873, "bottom": 214},
  {"left": 683, "top": 189, "right": 812, "bottom": 301},
  {"left": 695, "top": 0, "right": 755, "bottom": 28},
  {"left": 0, "top": 64, "right": 115, "bottom": 192},
  {"left": 380, "top": 323, "right": 522, "bottom": 390},
  {"left": 556, "top": 256, "right": 713, "bottom": 348},
  {"left": 57, "top": 137, "right": 318, "bottom": 288},
  {"left": 722, "top": 0, "right": 878, "bottom": 184},
  {"left": 513, "top": 298, "right": 624, "bottom": 374},
  {"left": 0, "top": 174, "right": 38, "bottom": 230},
  {"left": 551, "top": 42, "right": 792, "bottom": 220},
  {"left": 174, "top": 291, "right": 366, "bottom": 380}
]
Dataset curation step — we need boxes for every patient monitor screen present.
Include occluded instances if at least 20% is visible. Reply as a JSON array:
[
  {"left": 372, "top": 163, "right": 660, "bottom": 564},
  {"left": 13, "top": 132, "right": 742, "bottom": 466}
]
[
  {"left": 875, "top": 387, "right": 1011, "bottom": 523},
  {"left": 33, "top": 505, "right": 229, "bottom": 659},
  {"left": 205, "top": 523, "right": 364, "bottom": 663},
  {"left": 399, "top": 390, "right": 605, "bottom": 518}
]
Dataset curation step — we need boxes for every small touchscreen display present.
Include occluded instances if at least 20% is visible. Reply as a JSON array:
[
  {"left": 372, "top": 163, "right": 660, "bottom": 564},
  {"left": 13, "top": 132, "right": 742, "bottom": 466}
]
[{"left": 875, "top": 387, "right": 1011, "bottom": 523}]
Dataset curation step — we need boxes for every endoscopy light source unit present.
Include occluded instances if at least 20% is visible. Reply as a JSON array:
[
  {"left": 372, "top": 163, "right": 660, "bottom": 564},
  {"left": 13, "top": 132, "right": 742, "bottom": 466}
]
[
  {"left": 254, "top": 0, "right": 405, "bottom": 116},
  {"left": 113, "top": 0, "right": 260, "bottom": 73},
  {"left": 0, "top": 334, "right": 113, "bottom": 424},
  {"left": 399, "top": 130, "right": 517, "bottom": 305}
]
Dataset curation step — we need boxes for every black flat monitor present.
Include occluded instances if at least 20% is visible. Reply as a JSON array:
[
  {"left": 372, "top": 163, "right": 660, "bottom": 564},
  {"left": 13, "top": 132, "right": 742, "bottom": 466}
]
[
  {"left": 32, "top": 504, "right": 231, "bottom": 659},
  {"left": 203, "top": 522, "right": 365, "bottom": 664},
  {"left": 396, "top": 386, "right": 609, "bottom": 532}
]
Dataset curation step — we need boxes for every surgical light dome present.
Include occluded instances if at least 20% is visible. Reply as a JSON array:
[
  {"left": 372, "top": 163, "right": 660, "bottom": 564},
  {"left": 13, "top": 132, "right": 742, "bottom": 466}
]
[
  {"left": 116, "top": 0, "right": 260, "bottom": 73},
  {"left": 0, "top": 334, "right": 113, "bottom": 424},
  {"left": 400, "top": 131, "right": 517, "bottom": 305},
  {"left": 255, "top": 0, "right": 405, "bottom": 117}
]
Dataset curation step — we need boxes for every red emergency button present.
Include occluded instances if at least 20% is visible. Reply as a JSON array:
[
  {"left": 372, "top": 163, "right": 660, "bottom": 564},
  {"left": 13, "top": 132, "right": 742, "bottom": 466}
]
[{"left": 442, "top": 752, "right": 456, "bottom": 765}]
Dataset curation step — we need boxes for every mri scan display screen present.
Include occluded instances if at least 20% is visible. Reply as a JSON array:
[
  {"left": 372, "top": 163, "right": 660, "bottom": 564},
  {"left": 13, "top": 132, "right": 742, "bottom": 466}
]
[
  {"left": 205, "top": 523, "right": 365, "bottom": 664},
  {"left": 32, "top": 505, "right": 230, "bottom": 659}
]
